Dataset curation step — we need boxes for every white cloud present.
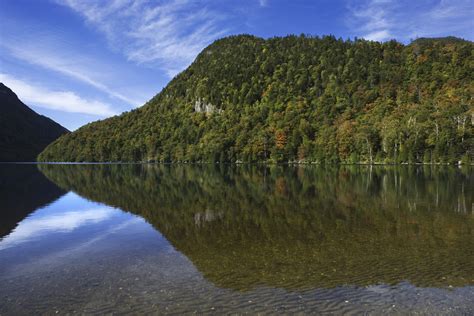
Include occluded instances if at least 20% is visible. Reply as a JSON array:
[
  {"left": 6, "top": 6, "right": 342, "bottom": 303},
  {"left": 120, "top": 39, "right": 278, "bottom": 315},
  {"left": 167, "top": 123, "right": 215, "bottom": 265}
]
[
  {"left": 0, "top": 207, "right": 115, "bottom": 250},
  {"left": 347, "top": 0, "right": 394, "bottom": 41},
  {"left": 57, "top": 0, "right": 229, "bottom": 77},
  {"left": 1, "top": 41, "right": 142, "bottom": 106},
  {"left": 259, "top": 0, "right": 269, "bottom": 7},
  {"left": 364, "top": 29, "right": 391, "bottom": 41},
  {"left": 347, "top": 0, "right": 474, "bottom": 42},
  {"left": 0, "top": 73, "right": 117, "bottom": 116}
]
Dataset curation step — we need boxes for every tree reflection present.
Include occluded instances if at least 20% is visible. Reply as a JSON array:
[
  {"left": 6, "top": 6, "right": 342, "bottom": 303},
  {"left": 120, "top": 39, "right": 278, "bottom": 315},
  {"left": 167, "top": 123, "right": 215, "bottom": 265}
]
[{"left": 40, "top": 164, "right": 473, "bottom": 290}]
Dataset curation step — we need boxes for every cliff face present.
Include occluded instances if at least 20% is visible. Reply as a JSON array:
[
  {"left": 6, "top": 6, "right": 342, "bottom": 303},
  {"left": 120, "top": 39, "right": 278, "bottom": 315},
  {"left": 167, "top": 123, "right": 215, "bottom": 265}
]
[
  {"left": 0, "top": 83, "right": 69, "bottom": 161},
  {"left": 38, "top": 35, "right": 473, "bottom": 163}
]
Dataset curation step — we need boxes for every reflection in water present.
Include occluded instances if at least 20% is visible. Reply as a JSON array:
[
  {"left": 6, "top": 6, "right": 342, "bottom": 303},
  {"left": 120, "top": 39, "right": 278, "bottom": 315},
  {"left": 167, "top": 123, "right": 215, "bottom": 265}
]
[
  {"left": 39, "top": 164, "right": 474, "bottom": 290},
  {"left": 0, "top": 164, "right": 472, "bottom": 314},
  {"left": 0, "top": 164, "right": 65, "bottom": 238},
  {"left": 0, "top": 204, "right": 114, "bottom": 250}
]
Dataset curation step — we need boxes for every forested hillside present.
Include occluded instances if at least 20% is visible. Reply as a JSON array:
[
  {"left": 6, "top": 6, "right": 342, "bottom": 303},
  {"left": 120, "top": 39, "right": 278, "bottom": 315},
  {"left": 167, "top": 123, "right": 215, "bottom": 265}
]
[
  {"left": 39, "top": 35, "right": 473, "bottom": 163},
  {"left": 0, "top": 83, "right": 68, "bottom": 161}
]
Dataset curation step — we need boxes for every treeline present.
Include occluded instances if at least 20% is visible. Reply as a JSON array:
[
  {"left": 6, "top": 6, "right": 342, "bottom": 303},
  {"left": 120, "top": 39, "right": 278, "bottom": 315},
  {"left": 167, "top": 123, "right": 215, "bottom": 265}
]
[{"left": 39, "top": 35, "right": 473, "bottom": 163}]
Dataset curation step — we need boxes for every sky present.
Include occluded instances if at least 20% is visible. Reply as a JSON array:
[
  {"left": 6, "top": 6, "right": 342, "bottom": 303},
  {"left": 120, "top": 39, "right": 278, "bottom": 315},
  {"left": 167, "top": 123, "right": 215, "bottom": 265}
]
[{"left": 0, "top": 0, "right": 472, "bottom": 130}]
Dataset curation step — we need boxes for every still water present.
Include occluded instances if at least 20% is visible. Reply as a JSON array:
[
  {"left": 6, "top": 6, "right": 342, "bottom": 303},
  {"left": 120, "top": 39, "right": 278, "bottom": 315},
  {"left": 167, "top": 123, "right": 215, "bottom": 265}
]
[{"left": 0, "top": 164, "right": 473, "bottom": 314}]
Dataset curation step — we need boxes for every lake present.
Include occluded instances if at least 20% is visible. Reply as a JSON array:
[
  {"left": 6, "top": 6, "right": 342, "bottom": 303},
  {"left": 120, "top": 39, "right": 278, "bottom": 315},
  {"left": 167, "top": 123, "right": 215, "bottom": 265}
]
[{"left": 0, "top": 164, "right": 473, "bottom": 314}]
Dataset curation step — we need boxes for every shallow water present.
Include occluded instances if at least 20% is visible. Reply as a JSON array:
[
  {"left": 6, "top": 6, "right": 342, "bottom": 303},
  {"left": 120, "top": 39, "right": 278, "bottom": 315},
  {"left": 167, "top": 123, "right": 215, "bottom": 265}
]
[{"left": 0, "top": 164, "right": 473, "bottom": 314}]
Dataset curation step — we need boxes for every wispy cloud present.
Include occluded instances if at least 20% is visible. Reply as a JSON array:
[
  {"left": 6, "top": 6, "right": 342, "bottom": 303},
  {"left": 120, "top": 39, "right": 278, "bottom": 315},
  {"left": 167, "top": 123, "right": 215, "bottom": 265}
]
[
  {"left": 347, "top": 0, "right": 474, "bottom": 42},
  {"left": 0, "top": 73, "right": 117, "bottom": 116},
  {"left": 347, "top": 0, "right": 395, "bottom": 41},
  {"left": 1, "top": 40, "right": 142, "bottom": 106},
  {"left": 259, "top": 0, "right": 269, "bottom": 7},
  {"left": 57, "top": 0, "right": 230, "bottom": 77},
  {"left": 364, "top": 29, "right": 391, "bottom": 41},
  {"left": 409, "top": 0, "right": 474, "bottom": 39}
]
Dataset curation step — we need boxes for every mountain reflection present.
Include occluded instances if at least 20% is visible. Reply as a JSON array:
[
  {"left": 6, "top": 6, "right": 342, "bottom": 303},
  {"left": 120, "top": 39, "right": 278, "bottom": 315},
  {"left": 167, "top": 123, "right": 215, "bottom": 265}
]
[
  {"left": 39, "top": 164, "right": 474, "bottom": 290},
  {"left": 0, "top": 164, "right": 66, "bottom": 238}
]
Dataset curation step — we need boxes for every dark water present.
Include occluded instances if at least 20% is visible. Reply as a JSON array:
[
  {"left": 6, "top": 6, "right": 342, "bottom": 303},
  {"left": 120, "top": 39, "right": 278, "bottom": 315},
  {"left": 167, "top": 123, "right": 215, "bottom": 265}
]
[{"left": 0, "top": 164, "right": 473, "bottom": 315}]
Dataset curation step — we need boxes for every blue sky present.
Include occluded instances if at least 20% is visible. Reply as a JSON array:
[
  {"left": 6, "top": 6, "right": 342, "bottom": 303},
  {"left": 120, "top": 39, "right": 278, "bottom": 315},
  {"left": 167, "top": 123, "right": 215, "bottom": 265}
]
[{"left": 1, "top": 0, "right": 472, "bottom": 130}]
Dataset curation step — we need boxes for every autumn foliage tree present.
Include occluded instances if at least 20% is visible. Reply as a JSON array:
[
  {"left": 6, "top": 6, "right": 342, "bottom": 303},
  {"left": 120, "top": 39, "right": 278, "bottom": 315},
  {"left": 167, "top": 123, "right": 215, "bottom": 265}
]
[{"left": 39, "top": 35, "right": 473, "bottom": 164}]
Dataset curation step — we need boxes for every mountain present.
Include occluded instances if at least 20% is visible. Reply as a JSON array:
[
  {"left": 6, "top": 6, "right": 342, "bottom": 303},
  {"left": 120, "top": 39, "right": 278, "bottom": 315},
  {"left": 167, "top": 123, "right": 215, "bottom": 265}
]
[
  {"left": 0, "top": 83, "right": 69, "bottom": 161},
  {"left": 38, "top": 35, "right": 473, "bottom": 164}
]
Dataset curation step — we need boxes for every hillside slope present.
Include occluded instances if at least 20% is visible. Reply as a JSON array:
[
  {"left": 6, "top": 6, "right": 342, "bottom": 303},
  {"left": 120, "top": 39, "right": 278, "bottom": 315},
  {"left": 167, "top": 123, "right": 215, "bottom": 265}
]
[
  {"left": 39, "top": 35, "right": 473, "bottom": 163},
  {"left": 0, "top": 83, "right": 69, "bottom": 161}
]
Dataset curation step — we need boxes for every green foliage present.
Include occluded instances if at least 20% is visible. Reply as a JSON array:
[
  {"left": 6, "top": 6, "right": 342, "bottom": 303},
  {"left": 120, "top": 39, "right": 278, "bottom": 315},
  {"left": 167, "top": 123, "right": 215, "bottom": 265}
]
[{"left": 38, "top": 35, "right": 473, "bottom": 163}]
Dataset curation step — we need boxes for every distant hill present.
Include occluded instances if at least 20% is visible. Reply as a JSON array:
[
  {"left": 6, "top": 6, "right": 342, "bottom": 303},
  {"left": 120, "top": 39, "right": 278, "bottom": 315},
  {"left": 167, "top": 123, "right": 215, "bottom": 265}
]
[
  {"left": 39, "top": 35, "right": 473, "bottom": 164},
  {"left": 410, "top": 36, "right": 471, "bottom": 46},
  {"left": 0, "top": 83, "right": 69, "bottom": 161}
]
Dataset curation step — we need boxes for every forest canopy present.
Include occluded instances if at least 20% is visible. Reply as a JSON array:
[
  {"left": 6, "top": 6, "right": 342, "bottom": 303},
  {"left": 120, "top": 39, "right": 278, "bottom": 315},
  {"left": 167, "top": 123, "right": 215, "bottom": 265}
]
[{"left": 38, "top": 35, "right": 473, "bottom": 164}]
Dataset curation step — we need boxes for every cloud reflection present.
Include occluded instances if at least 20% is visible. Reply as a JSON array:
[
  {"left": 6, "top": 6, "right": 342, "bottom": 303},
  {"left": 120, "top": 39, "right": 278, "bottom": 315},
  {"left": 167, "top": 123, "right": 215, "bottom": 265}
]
[{"left": 0, "top": 208, "right": 114, "bottom": 250}]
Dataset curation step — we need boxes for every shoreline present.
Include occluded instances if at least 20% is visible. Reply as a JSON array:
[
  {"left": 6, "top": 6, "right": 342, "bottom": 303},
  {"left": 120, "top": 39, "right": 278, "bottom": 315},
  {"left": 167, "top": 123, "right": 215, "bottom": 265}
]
[{"left": 2, "top": 161, "right": 473, "bottom": 166}]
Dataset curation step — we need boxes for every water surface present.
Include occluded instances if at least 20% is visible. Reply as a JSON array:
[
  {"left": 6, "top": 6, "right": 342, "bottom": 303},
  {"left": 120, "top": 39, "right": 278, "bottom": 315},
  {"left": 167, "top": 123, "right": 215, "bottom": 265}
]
[{"left": 1, "top": 164, "right": 473, "bottom": 314}]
